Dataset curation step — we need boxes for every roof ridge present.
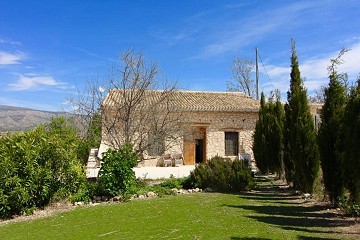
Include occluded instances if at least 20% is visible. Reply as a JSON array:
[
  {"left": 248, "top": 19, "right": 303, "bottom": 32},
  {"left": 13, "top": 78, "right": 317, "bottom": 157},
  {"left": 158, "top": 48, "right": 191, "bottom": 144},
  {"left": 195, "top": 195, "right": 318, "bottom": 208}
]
[
  {"left": 109, "top": 88, "right": 252, "bottom": 97},
  {"left": 103, "top": 88, "right": 260, "bottom": 112}
]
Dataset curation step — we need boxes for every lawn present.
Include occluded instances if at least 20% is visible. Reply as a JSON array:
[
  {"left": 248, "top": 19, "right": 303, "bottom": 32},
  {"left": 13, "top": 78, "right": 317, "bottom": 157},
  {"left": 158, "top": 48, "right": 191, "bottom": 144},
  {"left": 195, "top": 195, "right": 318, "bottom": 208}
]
[{"left": 0, "top": 184, "right": 358, "bottom": 240}]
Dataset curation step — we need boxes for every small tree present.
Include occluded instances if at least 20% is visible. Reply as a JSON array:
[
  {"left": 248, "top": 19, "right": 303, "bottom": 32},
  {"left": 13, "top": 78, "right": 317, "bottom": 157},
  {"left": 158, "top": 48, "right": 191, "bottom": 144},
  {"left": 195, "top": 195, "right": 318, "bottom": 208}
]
[
  {"left": 283, "top": 39, "right": 320, "bottom": 193},
  {"left": 318, "top": 49, "right": 348, "bottom": 202},
  {"left": 99, "top": 144, "right": 138, "bottom": 197},
  {"left": 228, "top": 56, "right": 256, "bottom": 98}
]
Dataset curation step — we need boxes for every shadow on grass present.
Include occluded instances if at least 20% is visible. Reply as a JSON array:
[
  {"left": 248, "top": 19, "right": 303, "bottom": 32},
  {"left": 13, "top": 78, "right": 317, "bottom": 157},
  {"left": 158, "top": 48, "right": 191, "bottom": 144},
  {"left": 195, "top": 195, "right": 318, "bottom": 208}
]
[
  {"left": 225, "top": 183, "right": 357, "bottom": 238},
  {"left": 230, "top": 237, "right": 337, "bottom": 240},
  {"left": 296, "top": 236, "right": 339, "bottom": 240},
  {"left": 230, "top": 237, "right": 271, "bottom": 240}
]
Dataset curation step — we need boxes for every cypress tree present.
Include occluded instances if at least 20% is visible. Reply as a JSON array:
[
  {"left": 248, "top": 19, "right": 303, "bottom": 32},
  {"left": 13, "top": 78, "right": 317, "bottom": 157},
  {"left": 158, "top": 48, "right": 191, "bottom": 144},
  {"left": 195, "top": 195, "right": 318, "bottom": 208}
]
[
  {"left": 253, "top": 91, "right": 284, "bottom": 177},
  {"left": 253, "top": 92, "right": 267, "bottom": 173},
  {"left": 283, "top": 39, "right": 320, "bottom": 193},
  {"left": 267, "top": 91, "right": 285, "bottom": 178},
  {"left": 343, "top": 77, "right": 360, "bottom": 203},
  {"left": 318, "top": 50, "right": 347, "bottom": 203}
]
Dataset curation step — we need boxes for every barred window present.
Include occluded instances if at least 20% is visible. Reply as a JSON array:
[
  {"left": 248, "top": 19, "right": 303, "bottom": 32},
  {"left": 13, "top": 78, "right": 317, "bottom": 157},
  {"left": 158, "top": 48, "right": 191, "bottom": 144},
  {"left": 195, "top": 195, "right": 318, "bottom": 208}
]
[{"left": 225, "top": 132, "right": 239, "bottom": 156}]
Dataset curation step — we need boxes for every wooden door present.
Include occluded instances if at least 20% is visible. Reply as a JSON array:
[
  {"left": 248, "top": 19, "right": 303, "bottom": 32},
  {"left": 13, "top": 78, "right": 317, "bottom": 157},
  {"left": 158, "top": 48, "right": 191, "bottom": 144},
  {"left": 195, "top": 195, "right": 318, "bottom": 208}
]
[{"left": 183, "top": 141, "right": 195, "bottom": 165}]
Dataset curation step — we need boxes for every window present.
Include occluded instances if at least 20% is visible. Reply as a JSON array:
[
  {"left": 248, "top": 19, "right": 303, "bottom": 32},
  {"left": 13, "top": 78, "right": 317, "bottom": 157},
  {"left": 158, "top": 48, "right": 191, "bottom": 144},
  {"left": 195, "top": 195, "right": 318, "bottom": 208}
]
[{"left": 225, "top": 132, "right": 239, "bottom": 156}]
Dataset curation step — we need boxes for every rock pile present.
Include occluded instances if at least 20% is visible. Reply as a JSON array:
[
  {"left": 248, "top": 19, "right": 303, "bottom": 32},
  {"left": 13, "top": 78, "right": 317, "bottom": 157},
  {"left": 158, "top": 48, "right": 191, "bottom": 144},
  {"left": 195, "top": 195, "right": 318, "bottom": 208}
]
[{"left": 73, "top": 188, "right": 205, "bottom": 206}]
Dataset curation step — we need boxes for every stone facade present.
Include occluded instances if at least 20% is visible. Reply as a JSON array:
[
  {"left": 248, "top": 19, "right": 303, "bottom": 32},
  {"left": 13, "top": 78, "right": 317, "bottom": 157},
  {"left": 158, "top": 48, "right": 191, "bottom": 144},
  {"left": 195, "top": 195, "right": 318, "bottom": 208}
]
[
  {"left": 100, "top": 90, "right": 260, "bottom": 167},
  {"left": 135, "top": 110, "right": 258, "bottom": 167},
  {"left": 185, "top": 111, "right": 257, "bottom": 159}
]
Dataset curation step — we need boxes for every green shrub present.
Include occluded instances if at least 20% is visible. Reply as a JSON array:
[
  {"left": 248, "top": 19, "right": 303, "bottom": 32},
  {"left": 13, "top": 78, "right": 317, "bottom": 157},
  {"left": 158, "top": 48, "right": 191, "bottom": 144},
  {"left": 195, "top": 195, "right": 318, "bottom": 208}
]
[
  {"left": 126, "top": 177, "right": 192, "bottom": 198},
  {"left": 98, "top": 144, "right": 139, "bottom": 197},
  {"left": 181, "top": 176, "right": 196, "bottom": 189},
  {"left": 70, "top": 182, "right": 96, "bottom": 203},
  {"left": 337, "top": 194, "right": 360, "bottom": 217},
  {"left": 158, "top": 176, "right": 185, "bottom": 189},
  {"left": 0, "top": 117, "right": 86, "bottom": 219},
  {"left": 189, "top": 156, "right": 255, "bottom": 192}
]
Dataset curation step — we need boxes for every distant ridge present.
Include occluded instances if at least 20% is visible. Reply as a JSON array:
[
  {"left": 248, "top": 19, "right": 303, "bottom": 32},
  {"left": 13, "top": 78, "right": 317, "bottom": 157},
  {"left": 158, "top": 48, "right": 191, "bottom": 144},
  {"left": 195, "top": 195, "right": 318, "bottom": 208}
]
[{"left": 0, "top": 105, "right": 71, "bottom": 132}]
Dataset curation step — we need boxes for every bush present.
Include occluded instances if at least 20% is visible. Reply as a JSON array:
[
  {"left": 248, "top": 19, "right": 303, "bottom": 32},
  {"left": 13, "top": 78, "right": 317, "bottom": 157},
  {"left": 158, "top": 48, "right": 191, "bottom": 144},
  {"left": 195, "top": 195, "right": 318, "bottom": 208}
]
[
  {"left": 337, "top": 194, "right": 360, "bottom": 217},
  {"left": 0, "top": 118, "right": 86, "bottom": 219},
  {"left": 70, "top": 181, "right": 99, "bottom": 203},
  {"left": 158, "top": 175, "right": 185, "bottom": 189},
  {"left": 98, "top": 144, "right": 139, "bottom": 197},
  {"left": 189, "top": 156, "right": 255, "bottom": 192}
]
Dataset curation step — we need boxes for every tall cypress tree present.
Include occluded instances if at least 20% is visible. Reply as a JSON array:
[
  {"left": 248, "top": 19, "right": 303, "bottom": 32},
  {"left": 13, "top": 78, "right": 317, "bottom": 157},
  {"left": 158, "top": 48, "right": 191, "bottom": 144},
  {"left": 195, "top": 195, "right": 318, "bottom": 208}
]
[
  {"left": 284, "top": 39, "right": 320, "bottom": 193},
  {"left": 318, "top": 50, "right": 347, "bottom": 203},
  {"left": 267, "top": 91, "right": 285, "bottom": 178},
  {"left": 253, "top": 92, "right": 267, "bottom": 172},
  {"left": 253, "top": 91, "right": 284, "bottom": 176},
  {"left": 344, "top": 77, "right": 360, "bottom": 203}
]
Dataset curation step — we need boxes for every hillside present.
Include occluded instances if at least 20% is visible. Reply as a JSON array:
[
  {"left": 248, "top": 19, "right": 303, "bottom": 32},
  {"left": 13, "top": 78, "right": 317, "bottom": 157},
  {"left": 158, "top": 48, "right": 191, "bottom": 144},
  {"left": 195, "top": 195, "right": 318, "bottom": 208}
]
[{"left": 0, "top": 105, "right": 70, "bottom": 132}]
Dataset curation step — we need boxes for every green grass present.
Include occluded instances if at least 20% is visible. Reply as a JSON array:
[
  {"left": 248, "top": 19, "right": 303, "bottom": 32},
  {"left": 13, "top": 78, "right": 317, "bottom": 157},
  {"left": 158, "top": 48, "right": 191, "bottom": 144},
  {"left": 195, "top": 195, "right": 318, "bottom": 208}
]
[{"left": 0, "top": 184, "right": 357, "bottom": 240}]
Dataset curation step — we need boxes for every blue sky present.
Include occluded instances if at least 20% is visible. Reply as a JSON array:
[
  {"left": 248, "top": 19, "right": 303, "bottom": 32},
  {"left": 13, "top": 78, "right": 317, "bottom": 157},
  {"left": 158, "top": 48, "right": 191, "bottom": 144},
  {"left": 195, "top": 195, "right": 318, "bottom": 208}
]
[{"left": 1, "top": 0, "right": 359, "bottom": 111}]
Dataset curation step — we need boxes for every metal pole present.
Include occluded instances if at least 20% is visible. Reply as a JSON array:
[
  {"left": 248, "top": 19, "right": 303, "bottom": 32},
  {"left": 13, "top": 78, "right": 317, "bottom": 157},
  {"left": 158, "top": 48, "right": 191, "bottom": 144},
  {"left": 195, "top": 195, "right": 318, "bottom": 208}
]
[{"left": 255, "top": 48, "right": 259, "bottom": 100}]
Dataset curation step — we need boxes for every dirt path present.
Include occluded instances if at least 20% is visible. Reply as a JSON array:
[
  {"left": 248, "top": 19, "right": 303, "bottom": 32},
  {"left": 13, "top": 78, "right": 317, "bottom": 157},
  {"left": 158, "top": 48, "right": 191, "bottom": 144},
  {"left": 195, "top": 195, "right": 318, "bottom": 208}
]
[
  {"left": 242, "top": 182, "right": 359, "bottom": 239},
  {"left": 0, "top": 202, "right": 75, "bottom": 226}
]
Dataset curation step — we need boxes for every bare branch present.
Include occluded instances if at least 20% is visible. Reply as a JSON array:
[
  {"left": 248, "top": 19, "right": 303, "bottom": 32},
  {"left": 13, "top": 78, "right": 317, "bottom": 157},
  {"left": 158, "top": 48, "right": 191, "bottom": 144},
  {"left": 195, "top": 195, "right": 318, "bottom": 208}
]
[
  {"left": 101, "top": 50, "right": 183, "bottom": 156},
  {"left": 228, "top": 56, "right": 255, "bottom": 98},
  {"left": 328, "top": 48, "right": 350, "bottom": 75}
]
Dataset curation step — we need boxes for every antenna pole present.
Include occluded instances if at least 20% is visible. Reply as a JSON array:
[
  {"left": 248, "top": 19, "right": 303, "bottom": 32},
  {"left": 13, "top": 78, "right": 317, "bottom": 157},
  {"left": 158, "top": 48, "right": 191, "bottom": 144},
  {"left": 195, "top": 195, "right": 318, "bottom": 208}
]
[{"left": 255, "top": 47, "right": 259, "bottom": 100}]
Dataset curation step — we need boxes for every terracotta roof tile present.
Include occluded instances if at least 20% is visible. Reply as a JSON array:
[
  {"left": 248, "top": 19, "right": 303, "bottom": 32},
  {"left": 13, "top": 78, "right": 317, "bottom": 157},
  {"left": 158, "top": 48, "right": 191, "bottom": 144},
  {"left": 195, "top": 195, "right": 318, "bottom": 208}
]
[{"left": 102, "top": 89, "right": 260, "bottom": 112}]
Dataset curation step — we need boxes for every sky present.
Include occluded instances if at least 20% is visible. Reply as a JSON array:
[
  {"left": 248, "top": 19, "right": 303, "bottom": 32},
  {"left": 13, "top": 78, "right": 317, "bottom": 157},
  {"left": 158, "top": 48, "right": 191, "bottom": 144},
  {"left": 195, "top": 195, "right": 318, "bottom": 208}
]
[{"left": 0, "top": 0, "right": 359, "bottom": 111}]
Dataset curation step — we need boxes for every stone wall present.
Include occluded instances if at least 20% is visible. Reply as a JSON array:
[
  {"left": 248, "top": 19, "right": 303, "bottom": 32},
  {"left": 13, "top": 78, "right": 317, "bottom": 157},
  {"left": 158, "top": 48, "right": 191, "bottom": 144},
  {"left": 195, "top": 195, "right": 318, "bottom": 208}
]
[
  {"left": 183, "top": 111, "right": 258, "bottom": 160},
  {"left": 101, "top": 109, "right": 259, "bottom": 167}
]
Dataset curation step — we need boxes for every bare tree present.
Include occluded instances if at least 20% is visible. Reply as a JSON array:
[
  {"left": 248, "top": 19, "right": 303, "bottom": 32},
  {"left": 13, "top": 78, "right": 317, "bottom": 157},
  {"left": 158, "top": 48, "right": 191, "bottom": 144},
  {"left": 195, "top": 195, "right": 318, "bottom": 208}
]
[
  {"left": 308, "top": 48, "right": 351, "bottom": 104},
  {"left": 328, "top": 48, "right": 351, "bottom": 96},
  {"left": 228, "top": 56, "right": 256, "bottom": 98},
  {"left": 67, "top": 76, "right": 106, "bottom": 145},
  {"left": 100, "top": 50, "right": 184, "bottom": 155},
  {"left": 308, "top": 85, "right": 326, "bottom": 103},
  {"left": 67, "top": 49, "right": 187, "bottom": 157}
]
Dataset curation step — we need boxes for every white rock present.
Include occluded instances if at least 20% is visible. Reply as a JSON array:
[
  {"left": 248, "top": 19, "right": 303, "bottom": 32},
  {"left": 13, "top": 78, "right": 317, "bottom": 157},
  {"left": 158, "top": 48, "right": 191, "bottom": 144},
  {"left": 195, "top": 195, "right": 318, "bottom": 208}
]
[
  {"left": 303, "top": 193, "right": 311, "bottom": 200},
  {"left": 113, "top": 196, "right": 121, "bottom": 202},
  {"left": 74, "top": 201, "right": 84, "bottom": 206},
  {"left": 147, "top": 191, "right": 157, "bottom": 198}
]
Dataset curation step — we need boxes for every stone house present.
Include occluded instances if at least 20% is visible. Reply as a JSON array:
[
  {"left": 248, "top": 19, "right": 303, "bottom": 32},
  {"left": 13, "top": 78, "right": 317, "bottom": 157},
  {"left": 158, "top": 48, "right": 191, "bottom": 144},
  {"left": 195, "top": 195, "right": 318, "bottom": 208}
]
[{"left": 98, "top": 89, "right": 260, "bottom": 168}]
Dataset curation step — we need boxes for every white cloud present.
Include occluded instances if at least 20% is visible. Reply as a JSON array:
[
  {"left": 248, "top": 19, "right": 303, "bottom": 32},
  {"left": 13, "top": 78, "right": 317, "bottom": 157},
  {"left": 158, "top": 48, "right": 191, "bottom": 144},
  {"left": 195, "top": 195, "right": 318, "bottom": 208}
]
[
  {"left": 199, "top": 1, "right": 317, "bottom": 58},
  {"left": 9, "top": 74, "right": 66, "bottom": 91},
  {"left": 0, "top": 38, "right": 21, "bottom": 45},
  {"left": 260, "top": 40, "right": 360, "bottom": 97},
  {"left": 0, "top": 51, "right": 25, "bottom": 65},
  {"left": 338, "top": 43, "right": 360, "bottom": 75}
]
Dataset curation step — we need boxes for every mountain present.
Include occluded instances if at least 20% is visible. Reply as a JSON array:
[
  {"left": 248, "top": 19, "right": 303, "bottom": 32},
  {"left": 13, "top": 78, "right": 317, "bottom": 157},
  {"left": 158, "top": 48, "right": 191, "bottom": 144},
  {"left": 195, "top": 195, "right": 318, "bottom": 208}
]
[{"left": 0, "top": 105, "right": 71, "bottom": 132}]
